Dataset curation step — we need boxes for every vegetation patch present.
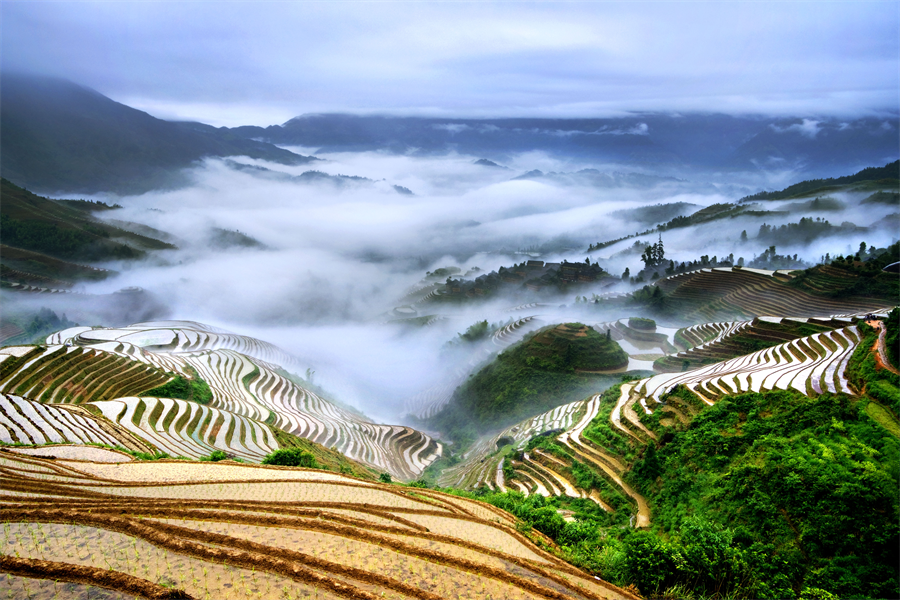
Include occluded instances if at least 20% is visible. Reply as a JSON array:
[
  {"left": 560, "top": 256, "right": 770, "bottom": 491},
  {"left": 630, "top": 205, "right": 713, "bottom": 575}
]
[
  {"left": 431, "top": 324, "right": 628, "bottom": 438},
  {"left": 140, "top": 367, "right": 213, "bottom": 404},
  {"left": 261, "top": 447, "right": 319, "bottom": 468}
]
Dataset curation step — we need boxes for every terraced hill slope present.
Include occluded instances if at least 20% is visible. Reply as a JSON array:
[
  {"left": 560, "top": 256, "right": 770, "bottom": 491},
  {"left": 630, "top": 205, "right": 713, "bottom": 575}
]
[
  {"left": 654, "top": 315, "right": 845, "bottom": 372},
  {"left": 449, "top": 309, "right": 896, "bottom": 521},
  {"left": 437, "top": 309, "right": 898, "bottom": 599},
  {"left": 656, "top": 266, "right": 893, "bottom": 320},
  {"left": 0, "top": 448, "right": 637, "bottom": 600},
  {"left": 432, "top": 323, "right": 629, "bottom": 435},
  {"left": 1, "top": 321, "right": 442, "bottom": 480},
  {"left": 0, "top": 394, "right": 153, "bottom": 453}
]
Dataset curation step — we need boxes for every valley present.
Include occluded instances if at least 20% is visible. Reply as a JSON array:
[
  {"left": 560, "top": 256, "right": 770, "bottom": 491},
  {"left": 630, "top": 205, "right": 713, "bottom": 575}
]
[{"left": 0, "top": 72, "right": 898, "bottom": 600}]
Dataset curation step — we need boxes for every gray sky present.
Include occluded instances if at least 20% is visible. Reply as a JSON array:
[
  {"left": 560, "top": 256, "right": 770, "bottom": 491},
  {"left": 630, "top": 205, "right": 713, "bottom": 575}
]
[{"left": 2, "top": 1, "right": 898, "bottom": 126}]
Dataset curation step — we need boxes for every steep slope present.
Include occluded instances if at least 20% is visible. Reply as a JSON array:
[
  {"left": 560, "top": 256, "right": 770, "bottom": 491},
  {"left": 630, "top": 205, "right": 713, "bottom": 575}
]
[
  {"left": 432, "top": 323, "right": 629, "bottom": 435},
  {"left": 0, "top": 73, "right": 316, "bottom": 194},
  {"left": 1, "top": 321, "right": 442, "bottom": 480}
]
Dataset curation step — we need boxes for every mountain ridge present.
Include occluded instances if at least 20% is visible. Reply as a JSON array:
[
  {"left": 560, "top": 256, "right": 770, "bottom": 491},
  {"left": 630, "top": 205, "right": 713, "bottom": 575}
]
[{"left": 0, "top": 73, "right": 318, "bottom": 194}]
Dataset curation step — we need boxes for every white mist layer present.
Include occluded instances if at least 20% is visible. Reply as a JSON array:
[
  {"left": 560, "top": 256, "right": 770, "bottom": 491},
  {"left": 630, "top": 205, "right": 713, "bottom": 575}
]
[{"left": 38, "top": 152, "right": 896, "bottom": 420}]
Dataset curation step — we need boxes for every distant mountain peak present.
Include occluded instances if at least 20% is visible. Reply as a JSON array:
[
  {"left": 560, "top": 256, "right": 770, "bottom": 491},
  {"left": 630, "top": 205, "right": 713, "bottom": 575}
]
[{"left": 473, "top": 158, "right": 508, "bottom": 169}]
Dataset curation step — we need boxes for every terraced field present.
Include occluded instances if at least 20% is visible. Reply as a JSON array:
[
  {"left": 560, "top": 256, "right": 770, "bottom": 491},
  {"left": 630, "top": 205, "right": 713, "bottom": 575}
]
[
  {"left": 2, "top": 322, "right": 442, "bottom": 480},
  {"left": 0, "top": 449, "right": 637, "bottom": 600},
  {"left": 437, "top": 401, "right": 588, "bottom": 490},
  {"left": 657, "top": 267, "right": 891, "bottom": 320},
  {"left": 449, "top": 310, "right": 893, "bottom": 529},
  {"left": 630, "top": 324, "right": 861, "bottom": 406},
  {"left": 0, "top": 344, "right": 172, "bottom": 404},
  {"left": 652, "top": 314, "right": 877, "bottom": 373},
  {"left": 0, "top": 394, "right": 153, "bottom": 453},
  {"left": 91, "top": 397, "right": 282, "bottom": 461}
]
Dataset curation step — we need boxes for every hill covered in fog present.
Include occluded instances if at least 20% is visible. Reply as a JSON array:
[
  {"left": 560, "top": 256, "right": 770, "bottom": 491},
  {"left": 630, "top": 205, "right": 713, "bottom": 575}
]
[
  {"left": 231, "top": 112, "right": 900, "bottom": 177},
  {"left": 0, "top": 73, "right": 317, "bottom": 194},
  {"left": 2, "top": 73, "right": 898, "bottom": 195}
]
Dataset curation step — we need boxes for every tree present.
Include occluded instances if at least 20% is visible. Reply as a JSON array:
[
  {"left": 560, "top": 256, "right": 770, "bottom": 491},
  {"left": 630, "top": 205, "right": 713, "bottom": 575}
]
[{"left": 641, "top": 236, "right": 666, "bottom": 269}]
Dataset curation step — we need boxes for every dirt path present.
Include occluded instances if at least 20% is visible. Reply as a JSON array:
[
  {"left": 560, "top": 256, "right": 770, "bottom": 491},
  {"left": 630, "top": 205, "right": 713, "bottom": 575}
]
[{"left": 868, "top": 320, "right": 899, "bottom": 376}]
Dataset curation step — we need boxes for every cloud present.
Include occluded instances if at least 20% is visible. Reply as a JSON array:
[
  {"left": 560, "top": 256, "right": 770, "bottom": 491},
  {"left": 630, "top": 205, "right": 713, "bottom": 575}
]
[
  {"left": 433, "top": 123, "right": 471, "bottom": 134},
  {"left": 770, "top": 118, "right": 822, "bottom": 138},
  {"left": 2, "top": 2, "right": 896, "bottom": 125},
  {"left": 12, "top": 149, "right": 895, "bottom": 420}
]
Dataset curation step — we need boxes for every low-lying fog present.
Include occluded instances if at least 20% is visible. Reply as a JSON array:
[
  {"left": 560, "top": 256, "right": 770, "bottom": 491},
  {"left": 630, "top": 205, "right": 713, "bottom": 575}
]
[{"left": 24, "top": 152, "right": 900, "bottom": 422}]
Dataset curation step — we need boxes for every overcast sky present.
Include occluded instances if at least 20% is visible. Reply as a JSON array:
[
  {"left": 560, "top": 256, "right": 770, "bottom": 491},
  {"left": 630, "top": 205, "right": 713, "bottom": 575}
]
[{"left": 2, "top": 1, "right": 898, "bottom": 127}]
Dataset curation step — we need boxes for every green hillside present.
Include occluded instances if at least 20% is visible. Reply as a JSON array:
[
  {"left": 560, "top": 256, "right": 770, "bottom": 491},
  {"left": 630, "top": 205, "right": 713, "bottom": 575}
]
[
  {"left": 439, "top": 317, "right": 900, "bottom": 600},
  {"left": 432, "top": 323, "right": 629, "bottom": 437},
  {"left": 740, "top": 160, "right": 899, "bottom": 201},
  {"left": 0, "top": 178, "right": 176, "bottom": 284},
  {"left": 1, "top": 73, "right": 316, "bottom": 194}
]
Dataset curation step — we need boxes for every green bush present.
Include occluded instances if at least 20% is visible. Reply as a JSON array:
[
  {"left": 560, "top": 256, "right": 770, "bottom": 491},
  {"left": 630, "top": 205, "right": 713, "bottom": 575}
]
[
  {"left": 200, "top": 450, "right": 229, "bottom": 462},
  {"left": 261, "top": 448, "right": 318, "bottom": 468},
  {"left": 379, "top": 472, "right": 392, "bottom": 483},
  {"left": 140, "top": 367, "right": 213, "bottom": 404},
  {"left": 628, "top": 317, "right": 657, "bottom": 331}
]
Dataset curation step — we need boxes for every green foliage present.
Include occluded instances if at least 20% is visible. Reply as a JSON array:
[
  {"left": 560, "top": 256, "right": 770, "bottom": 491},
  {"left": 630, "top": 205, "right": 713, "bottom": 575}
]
[
  {"left": 570, "top": 459, "right": 605, "bottom": 490},
  {"left": 627, "top": 317, "right": 656, "bottom": 330},
  {"left": 633, "top": 389, "right": 899, "bottom": 599},
  {"left": 1, "top": 213, "right": 126, "bottom": 259},
  {"left": 432, "top": 324, "right": 627, "bottom": 436},
  {"left": 130, "top": 451, "right": 176, "bottom": 461},
  {"left": 261, "top": 448, "right": 319, "bottom": 468},
  {"left": 140, "top": 367, "right": 213, "bottom": 405},
  {"left": 379, "top": 472, "right": 392, "bottom": 483},
  {"left": 200, "top": 450, "right": 229, "bottom": 462},
  {"left": 582, "top": 384, "right": 638, "bottom": 462},
  {"left": 847, "top": 320, "right": 900, "bottom": 417},
  {"left": 458, "top": 320, "right": 491, "bottom": 342},
  {"left": 886, "top": 307, "right": 899, "bottom": 370}
]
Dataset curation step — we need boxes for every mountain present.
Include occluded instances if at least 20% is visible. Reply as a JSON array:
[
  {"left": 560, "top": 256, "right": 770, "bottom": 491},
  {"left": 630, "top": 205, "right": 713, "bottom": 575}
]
[
  {"left": 432, "top": 322, "right": 630, "bottom": 438},
  {"left": 740, "top": 160, "right": 900, "bottom": 201},
  {"left": 229, "top": 113, "right": 900, "bottom": 177},
  {"left": 0, "top": 73, "right": 317, "bottom": 194},
  {"left": 0, "top": 178, "right": 174, "bottom": 276}
]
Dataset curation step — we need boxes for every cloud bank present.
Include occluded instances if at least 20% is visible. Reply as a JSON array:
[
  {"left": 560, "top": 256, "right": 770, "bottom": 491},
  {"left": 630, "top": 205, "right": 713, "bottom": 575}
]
[{"left": 2, "top": 2, "right": 897, "bottom": 126}]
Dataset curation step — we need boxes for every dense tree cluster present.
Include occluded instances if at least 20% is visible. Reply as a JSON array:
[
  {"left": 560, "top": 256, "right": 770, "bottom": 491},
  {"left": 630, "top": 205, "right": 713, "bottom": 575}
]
[{"left": 640, "top": 236, "right": 666, "bottom": 269}]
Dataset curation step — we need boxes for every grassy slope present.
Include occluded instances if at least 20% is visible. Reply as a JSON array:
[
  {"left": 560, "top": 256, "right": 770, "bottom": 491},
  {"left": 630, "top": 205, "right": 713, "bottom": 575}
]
[
  {"left": 0, "top": 178, "right": 175, "bottom": 266},
  {"left": 434, "top": 325, "right": 899, "bottom": 600},
  {"left": 432, "top": 324, "right": 629, "bottom": 437},
  {"left": 739, "top": 160, "right": 899, "bottom": 201}
]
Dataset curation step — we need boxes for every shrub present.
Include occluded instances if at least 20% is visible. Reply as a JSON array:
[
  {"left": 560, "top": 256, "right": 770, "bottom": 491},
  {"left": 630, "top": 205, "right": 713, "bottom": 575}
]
[
  {"left": 261, "top": 448, "right": 318, "bottom": 468},
  {"left": 628, "top": 317, "right": 657, "bottom": 331},
  {"left": 379, "top": 472, "right": 392, "bottom": 483},
  {"left": 200, "top": 450, "right": 229, "bottom": 462}
]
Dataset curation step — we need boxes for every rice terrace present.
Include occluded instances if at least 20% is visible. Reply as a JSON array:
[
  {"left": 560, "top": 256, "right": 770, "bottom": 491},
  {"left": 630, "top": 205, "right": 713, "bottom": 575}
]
[
  {"left": 2, "top": 6, "right": 900, "bottom": 598},
  {"left": 2, "top": 261, "right": 898, "bottom": 599}
]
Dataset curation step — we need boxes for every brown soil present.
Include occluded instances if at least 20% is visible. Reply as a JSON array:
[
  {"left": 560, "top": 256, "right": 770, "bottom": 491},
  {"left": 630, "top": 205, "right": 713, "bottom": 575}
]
[{"left": 0, "top": 450, "right": 639, "bottom": 600}]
